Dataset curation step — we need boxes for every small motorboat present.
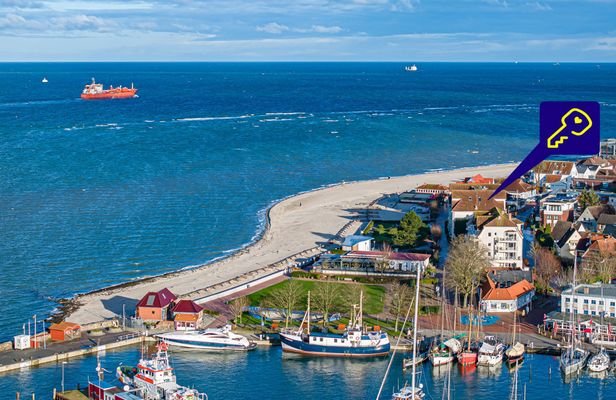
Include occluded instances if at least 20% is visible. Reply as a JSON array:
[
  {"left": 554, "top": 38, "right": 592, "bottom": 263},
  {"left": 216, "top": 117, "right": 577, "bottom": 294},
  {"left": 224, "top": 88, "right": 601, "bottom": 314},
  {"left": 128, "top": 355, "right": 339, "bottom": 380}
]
[
  {"left": 587, "top": 348, "right": 610, "bottom": 373},
  {"left": 477, "top": 335, "right": 505, "bottom": 366},
  {"left": 405, "top": 65, "right": 418, "bottom": 72},
  {"left": 403, "top": 351, "right": 427, "bottom": 369},
  {"left": 42, "top": 77, "right": 48, "bottom": 83}
]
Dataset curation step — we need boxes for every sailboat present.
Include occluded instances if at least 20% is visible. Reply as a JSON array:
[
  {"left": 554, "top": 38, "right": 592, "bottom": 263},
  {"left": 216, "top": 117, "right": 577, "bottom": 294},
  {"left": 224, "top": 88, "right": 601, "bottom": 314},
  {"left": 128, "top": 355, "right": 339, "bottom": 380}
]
[
  {"left": 392, "top": 269, "right": 425, "bottom": 400},
  {"left": 430, "top": 270, "right": 461, "bottom": 366},
  {"left": 457, "top": 305, "right": 478, "bottom": 366},
  {"left": 477, "top": 335, "right": 505, "bottom": 366},
  {"left": 587, "top": 348, "right": 610, "bottom": 373},
  {"left": 505, "top": 311, "right": 525, "bottom": 367},
  {"left": 559, "top": 256, "right": 589, "bottom": 375}
]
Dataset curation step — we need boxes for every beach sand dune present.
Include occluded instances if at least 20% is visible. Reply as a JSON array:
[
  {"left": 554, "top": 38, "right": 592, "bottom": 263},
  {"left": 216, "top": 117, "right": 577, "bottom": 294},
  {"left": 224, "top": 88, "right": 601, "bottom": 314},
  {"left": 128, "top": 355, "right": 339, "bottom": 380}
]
[{"left": 67, "top": 163, "right": 515, "bottom": 325}]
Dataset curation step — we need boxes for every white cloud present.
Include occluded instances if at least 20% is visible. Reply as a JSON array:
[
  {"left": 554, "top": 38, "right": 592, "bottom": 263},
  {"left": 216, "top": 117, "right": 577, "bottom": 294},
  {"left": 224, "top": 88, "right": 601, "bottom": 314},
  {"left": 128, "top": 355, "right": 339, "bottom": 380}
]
[
  {"left": 256, "top": 22, "right": 289, "bottom": 34},
  {"left": 525, "top": 1, "right": 552, "bottom": 11},
  {"left": 310, "top": 25, "right": 343, "bottom": 33}
]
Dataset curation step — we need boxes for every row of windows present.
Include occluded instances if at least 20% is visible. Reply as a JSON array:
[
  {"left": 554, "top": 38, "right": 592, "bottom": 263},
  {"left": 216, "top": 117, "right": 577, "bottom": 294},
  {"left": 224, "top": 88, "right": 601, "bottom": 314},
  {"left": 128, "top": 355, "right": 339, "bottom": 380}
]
[
  {"left": 565, "top": 298, "right": 616, "bottom": 307},
  {"left": 565, "top": 308, "right": 616, "bottom": 318}
]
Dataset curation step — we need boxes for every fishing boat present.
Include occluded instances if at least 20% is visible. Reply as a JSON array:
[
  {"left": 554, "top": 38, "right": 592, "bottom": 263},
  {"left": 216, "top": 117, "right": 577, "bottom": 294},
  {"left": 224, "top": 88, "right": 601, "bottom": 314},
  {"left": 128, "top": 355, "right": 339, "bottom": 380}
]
[
  {"left": 560, "top": 256, "right": 589, "bottom": 375},
  {"left": 81, "top": 77, "right": 138, "bottom": 100},
  {"left": 116, "top": 341, "right": 207, "bottom": 400},
  {"left": 587, "top": 348, "right": 610, "bottom": 373},
  {"left": 279, "top": 291, "right": 390, "bottom": 357},
  {"left": 505, "top": 312, "right": 525, "bottom": 367},
  {"left": 405, "top": 65, "right": 418, "bottom": 72},
  {"left": 477, "top": 335, "right": 505, "bottom": 366},
  {"left": 157, "top": 325, "right": 256, "bottom": 351}
]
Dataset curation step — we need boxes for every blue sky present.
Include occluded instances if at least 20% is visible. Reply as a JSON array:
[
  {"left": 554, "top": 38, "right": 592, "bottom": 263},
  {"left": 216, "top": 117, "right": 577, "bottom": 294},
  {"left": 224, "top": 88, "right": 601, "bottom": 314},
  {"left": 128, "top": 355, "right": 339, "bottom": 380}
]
[{"left": 1, "top": 0, "right": 615, "bottom": 61}]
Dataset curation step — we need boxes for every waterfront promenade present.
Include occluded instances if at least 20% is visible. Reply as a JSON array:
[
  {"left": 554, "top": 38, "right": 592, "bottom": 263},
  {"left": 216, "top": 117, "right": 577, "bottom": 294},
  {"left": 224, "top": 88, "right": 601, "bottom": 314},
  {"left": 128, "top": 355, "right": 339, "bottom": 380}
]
[{"left": 65, "top": 164, "right": 516, "bottom": 326}]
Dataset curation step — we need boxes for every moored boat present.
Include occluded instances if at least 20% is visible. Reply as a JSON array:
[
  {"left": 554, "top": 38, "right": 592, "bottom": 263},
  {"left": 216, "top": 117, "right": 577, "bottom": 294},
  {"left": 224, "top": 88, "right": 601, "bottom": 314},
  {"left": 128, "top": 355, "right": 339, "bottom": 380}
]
[
  {"left": 116, "top": 341, "right": 207, "bottom": 399},
  {"left": 477, "top": 335, "right": 505, "bottom": 366},
  {"left": 429, "top": 342, "right": 455, "bottom": 366},
  {"left": 392, "top": 384, "right": 425, "bottom": 400},
  {"left": 560, "top": 257, "right": 589, "bottom": 376},
  {"left": 505, "top": 342, "right": 525, "bottom": 367},
  {"left": 157, "top": 325, "right": 256, "bottom": 351},
  {"left": 587, "top": 348, "right": 610, "bottom": 373},
  {"left": 81, "top": 78, "right": 138, "bottom": 100},
  {"left": 405, "top": 65, "right": 418, "bottom": 72},
  {"left": 279, "top": 291, "right": 390, "bottom": 357}
]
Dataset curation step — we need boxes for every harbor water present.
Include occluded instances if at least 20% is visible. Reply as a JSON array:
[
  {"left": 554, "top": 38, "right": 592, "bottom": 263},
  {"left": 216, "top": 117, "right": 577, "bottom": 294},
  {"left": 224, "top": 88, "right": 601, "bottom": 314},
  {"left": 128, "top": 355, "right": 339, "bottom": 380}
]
[{"left": 1, "top": 346, "right": 615, "bottom": 399}]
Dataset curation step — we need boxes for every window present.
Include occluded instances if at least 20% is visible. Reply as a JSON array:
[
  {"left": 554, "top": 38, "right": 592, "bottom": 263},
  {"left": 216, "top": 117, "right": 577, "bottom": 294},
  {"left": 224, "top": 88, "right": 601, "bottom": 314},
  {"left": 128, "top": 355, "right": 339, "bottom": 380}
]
[
  {"left": 334, "top": 339, "right": 338, "bottom": 343},
  {"left": 591, "top": 311, "right": 596, "bottom": 316},
  {"left": 565, "top": 297, "right": 570, "bottom": 302},
  {"left": 584, "top": 310, "right": 589, "bottom": 315},
  {"left": 591, "top": 300, "right": 596, "bottom": 305},
  {"left": 584, "top": 299, "right": 589, "bottom": 304},
  {"left": 599, "top": 301, "right": 604, "bottom": 305},
  {"left": 320, "top": 338, "right": 323, "bottom": 342},
  {"left": 611, "top": 302, "right": 616, "bottom": 307}
]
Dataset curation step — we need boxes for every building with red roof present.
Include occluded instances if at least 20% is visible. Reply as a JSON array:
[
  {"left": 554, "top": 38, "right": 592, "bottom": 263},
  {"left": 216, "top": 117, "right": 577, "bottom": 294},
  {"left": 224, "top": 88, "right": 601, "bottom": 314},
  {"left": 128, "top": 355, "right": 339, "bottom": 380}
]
[
  {"left": 136, "top": 288, "right": 177, "bottom": 322},
  {"left": 172, "top": 299, "right": 205, "bottom": 331},
  {"left": 480, "top": 272, "right": 535, "bottom": 313}
]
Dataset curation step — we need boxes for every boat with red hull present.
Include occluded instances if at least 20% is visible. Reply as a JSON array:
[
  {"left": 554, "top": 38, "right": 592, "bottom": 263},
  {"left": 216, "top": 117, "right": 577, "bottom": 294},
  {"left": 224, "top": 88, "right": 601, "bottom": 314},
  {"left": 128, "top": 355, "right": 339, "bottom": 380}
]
[{"left": 81, "top": 78, "right": 138, "bottom": 100}]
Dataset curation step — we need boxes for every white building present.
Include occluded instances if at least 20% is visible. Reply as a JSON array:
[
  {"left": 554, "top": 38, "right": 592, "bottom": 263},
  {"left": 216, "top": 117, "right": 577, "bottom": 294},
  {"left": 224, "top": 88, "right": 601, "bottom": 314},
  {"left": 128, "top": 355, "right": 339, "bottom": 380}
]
[
  {"left": 473, "top": 212, "right": 525, "bottom": 269},
  {"left": 341, "top": 235, "right": 373, "bottom": 252},
  {"left": 480, "top": 273, "right": 535, "bottom": 313},
  {"left": 561, "top": 283, "right": 616, "bottom": 318},
  {"left": 541, "top": 193, "right": 578, "bottom": 228},
  {"left": 552, "top": 221, "right": 582, "bottom": 261}
]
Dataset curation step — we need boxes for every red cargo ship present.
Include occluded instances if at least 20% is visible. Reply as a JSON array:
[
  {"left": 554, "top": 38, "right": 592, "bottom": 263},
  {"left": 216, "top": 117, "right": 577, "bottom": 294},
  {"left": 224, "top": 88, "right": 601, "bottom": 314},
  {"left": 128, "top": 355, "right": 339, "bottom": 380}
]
[{"left": 81, "top": 78, "right": 138, "bottom": 100}]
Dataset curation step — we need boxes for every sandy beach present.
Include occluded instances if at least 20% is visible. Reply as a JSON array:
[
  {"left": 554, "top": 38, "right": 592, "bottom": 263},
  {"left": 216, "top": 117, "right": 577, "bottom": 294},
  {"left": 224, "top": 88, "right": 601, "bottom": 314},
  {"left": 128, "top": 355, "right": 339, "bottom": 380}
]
[{"left": 66, "top": 163, "right": 516, "bottom": 325}]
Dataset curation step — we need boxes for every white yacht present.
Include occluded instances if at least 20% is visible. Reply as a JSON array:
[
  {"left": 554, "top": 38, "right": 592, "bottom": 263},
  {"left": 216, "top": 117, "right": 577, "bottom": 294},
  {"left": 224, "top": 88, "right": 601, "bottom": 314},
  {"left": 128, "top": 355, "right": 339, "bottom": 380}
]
[
  {"left": 477, "top": 335, "right": 505, "bottom": 366},
  {"left": 405, "top": 65, "right": 418, "bottom": 72},
  {"left": 157, "top": 325, "right": 256, "bottom": 351}
]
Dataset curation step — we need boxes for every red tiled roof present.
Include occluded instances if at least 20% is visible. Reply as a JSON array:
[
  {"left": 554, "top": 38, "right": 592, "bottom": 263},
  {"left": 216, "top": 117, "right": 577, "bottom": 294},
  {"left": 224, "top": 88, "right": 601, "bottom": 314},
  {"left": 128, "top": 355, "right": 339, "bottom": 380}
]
[
  {"left": 468, "top": 174, "right": 495, "bottom": 184},
  {"left": 137, "top": 288, "right": 177, "bottom": 308},
  {"left": 584, "top": 236, "right": 616, "bottom": 257},
  {"left": 451, "top": 190, "right": 506, "bottom": 212},
  {"left": 545, "top": 174, "right": 564, "bottom": 183},
  {"left": 534, "top": 161, "right": 574, "bottom": 175},
  {"left": 346, "top": 250, "right": 430, "bottom": 261},
  {"left": 482, "top": 276, "right": 534, "bottom": 301},
  {"left": 172, "top": 299, "right": 204, "bottom": 314},
  {"left": 49, "top": 321, "right": 80, "bottom": 332}
]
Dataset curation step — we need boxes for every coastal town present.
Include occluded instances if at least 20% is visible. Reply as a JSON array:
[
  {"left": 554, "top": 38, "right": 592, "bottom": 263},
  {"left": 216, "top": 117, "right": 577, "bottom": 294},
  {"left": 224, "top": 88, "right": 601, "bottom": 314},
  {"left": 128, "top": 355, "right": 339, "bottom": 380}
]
[{"left": 3, "top": 140, "right": 616, "bottom": 399}]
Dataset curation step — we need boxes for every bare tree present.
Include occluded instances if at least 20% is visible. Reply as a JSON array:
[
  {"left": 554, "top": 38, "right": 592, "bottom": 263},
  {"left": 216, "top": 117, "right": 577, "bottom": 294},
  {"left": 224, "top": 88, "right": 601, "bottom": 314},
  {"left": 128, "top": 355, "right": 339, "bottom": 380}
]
[
  {"left": 376, "top": 242, "right": 393, "bottom": 273},
  {"left": 534, "top": 247, "right": 562, "bottom": 292},
  {"left": 445, "top": 235, "right": 490, "bottom": 307},
  {"left": 228, "top": 296, "right": 249, "bottom": 324},
  {"left": 584, "top": 251, "right": 616, "bottom": 284},
  {"left": 263, "top": 279, "right": 305, "bottom": 328},
  {"left": 312, "top": 280, "right": 344, "bottom": 327},
  {"left": 389, "top": 281, "right": 413, "bottom": 332}
]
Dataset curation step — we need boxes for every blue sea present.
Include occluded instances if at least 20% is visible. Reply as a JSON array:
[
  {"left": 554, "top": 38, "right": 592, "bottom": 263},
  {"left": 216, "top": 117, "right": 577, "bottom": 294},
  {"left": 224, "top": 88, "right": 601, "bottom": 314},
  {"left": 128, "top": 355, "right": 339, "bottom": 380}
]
[
  {"left": 1, "top": 62, "right": 616, "bottom": 336},
  {"left": 1, "top": 62, "right": 615, "bottom": 396}
]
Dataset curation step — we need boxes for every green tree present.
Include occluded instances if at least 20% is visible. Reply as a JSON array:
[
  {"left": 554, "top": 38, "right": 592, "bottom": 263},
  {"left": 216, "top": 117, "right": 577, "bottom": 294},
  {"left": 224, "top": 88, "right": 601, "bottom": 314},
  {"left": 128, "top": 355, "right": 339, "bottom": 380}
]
[
  {"left": 393, "top": 211, "right": 424, "bottom": 248},
  {"left": 578, "top": 189, "right": 601, "bottom": 209},
  {"left": 445, "top": 235, "right": 490, "bottom": 307}
]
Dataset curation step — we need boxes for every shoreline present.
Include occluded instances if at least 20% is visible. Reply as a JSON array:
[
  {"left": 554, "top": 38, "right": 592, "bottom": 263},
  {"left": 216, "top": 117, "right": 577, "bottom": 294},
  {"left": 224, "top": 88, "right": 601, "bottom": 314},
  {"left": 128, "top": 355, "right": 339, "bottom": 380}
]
[{"left": 59, "top": 162, "right": 516, "bottom": 325}]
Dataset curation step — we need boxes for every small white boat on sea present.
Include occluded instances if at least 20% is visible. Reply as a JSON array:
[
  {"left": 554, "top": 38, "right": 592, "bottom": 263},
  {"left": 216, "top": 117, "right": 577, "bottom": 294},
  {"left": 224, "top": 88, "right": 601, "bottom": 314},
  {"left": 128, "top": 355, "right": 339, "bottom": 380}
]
[
  {"left": 42, "top": 77, "right": 48, "bottom": 83},
  {"left": 157, "top": 325, "right": 256, "bottom": 351},
  {"left": 392, "top": 384, "right": 425, "bottom": 400},
  {"left": 405, "top": 65, "right": 418, "bottom": 72},
  {"left": 477, "top": 335, "right": 505, "bottom": 366},
  {"left": 587, "top": 348, "right": 610, "bottom": 373}
]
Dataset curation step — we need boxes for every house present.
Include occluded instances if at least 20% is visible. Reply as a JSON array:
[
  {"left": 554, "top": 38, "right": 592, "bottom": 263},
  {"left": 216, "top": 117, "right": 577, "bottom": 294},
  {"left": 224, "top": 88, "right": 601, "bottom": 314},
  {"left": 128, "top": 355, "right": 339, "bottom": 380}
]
[
  {"left": 561, "top": 283, "right": 616, "bottom": 318},
  {"left": 540, "top": 193, "right": 578, "bottom": 227},
  {"left": 576, "top": 204, "right": 615, "bottom": 232},
  {"left": 341, "top": 235, "right": 374, "bottom": 252},
  {"left": 597, "top": 213, "right": 616, "bottom": 234},
  {"left": 552, "top": 221, "right": 582, "bottom": 261},
  {"left": 502, "top": 179, "right": 536, "bottom": 211},
  {"left": 136, "top": 288, "right": 177, "bottom": 322},
  {"left": 415, "top": 183, "right": 449, "bottom": 196},
  {"left": 172, "top": 299, "right": 204, "bottom": 331},
  {"left": 399, "top": 191, "right": 434, "bottom": 204},
  {"left": 480, "top": 271, "right": 535, "bottom": 313},
  {"left": 48, "top": 321, "right": 81, "bottom": 341},
  {"left": 315, "top": 250, "right": 430, "bottom": 278},
  {"left": 580, "top": 234, "right": 616, "bottom": 266},
  {"left": 461, "top": 174, "right": 495, "bottom": 184},
  {"left": 472, "top": 209, "right": 524, "bottom": 269},
  {"left": 531, "top": 161, "right": 574, "bottom": 186},
  {"left": 449, "top": 189, "right": 507, "bottom": 237}
]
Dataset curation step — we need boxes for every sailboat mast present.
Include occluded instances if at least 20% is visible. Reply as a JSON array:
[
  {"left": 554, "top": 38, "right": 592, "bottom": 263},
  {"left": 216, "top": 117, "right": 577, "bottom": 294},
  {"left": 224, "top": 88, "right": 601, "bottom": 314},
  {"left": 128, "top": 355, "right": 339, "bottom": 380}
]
[
  {"left": 570, "top": 255, "right": 577, "bottom": 345},
  {"left": 307, "top": 291, "right": 311, "bottom": 334},
  {"left": 359, "top": 290, "right": 364, "bottom": 330},
  {"left": 411, "top": 267, "right": 421, "bottom": 395},
  {"left": 468, "top": 304, "right": 473, "bottom": 352}
]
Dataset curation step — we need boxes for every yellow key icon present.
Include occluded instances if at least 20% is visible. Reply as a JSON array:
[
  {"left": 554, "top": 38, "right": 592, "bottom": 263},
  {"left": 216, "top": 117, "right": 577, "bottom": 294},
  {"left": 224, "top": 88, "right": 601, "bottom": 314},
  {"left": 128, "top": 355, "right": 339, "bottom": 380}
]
[{"left": 547, "top": 108, "right": 593, "bottom": 149}]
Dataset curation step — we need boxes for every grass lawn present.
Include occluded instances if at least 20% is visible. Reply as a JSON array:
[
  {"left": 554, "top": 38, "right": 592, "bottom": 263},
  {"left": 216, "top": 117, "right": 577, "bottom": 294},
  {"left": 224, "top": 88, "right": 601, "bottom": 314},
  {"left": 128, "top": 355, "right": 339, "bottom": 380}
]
[{"left": 247, "top": 279, "right": 386, "bottom": 314}]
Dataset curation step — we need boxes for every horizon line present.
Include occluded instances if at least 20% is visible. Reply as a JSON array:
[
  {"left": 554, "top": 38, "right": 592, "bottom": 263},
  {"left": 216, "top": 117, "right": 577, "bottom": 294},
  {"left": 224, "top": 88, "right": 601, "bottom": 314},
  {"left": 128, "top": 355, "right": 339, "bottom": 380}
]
[{"left": 1, "top": 60, "right": 615, "bottom": 64}]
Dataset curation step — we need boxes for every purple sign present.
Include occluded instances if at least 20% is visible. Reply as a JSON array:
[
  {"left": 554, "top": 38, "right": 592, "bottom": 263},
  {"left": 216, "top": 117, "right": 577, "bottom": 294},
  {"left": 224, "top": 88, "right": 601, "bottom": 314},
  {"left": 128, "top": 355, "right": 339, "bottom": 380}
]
[{"left": 490, "top": 101, "right": 600, "bottom": 199}]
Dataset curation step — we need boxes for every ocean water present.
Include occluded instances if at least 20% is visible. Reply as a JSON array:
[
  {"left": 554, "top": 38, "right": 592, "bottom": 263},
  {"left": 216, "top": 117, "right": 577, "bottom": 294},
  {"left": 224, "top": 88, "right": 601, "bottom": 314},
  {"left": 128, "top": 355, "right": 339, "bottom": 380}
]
[
  {"left": 1, "top": 346, "right": 615, "bottom": 400},
  {"left": 1, "top": 62, "right": 616, "bottom": 340}
]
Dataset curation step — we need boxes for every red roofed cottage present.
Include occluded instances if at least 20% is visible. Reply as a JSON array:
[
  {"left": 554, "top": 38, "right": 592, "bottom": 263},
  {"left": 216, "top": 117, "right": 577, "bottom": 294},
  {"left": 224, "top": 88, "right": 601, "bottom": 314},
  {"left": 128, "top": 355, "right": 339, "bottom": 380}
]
[
  {"left": 172, "top": 299, "right": 204, "bottom": 331},
  {"left": 136, "top": 288, "right": 177, "bottom": 322}
]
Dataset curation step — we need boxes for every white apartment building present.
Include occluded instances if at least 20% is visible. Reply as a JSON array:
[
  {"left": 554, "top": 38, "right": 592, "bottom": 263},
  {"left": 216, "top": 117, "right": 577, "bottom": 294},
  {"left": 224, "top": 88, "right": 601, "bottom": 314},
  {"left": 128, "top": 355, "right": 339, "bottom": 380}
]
[
  {"left": 471, "top": 212, "right": 525, "bottom": 269},
  {"left": 561, "top": 283, "right": 616, "bottom": 318},
  {"left": 541, "top": 193, "right": 578, "bottom": 227}
]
